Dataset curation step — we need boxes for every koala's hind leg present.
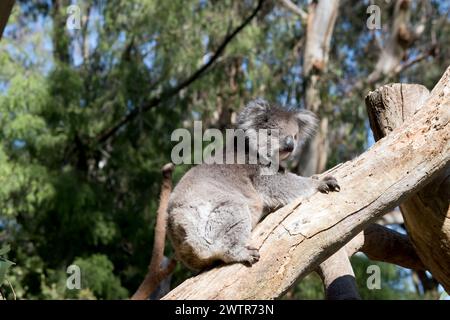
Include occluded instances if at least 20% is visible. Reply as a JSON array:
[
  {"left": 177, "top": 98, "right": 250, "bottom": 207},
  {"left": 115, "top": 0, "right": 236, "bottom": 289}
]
[{"left": 208, "top": 202, "right": 260, "bottom": 266}]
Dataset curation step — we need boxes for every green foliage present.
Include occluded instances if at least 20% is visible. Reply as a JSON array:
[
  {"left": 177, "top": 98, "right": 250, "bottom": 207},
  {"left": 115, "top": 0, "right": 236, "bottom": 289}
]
[
  {"left": 351, "top": 255, "right": 419, "bottom": 300},
  {"left": 0, "top": 245, "right": 15, "bottom": 285},
  {"left": 288, "top": 273, "right": 325, "bottom": 300},
  {"left": 69, "top": 254, "right": 128, "bottom": 300}
]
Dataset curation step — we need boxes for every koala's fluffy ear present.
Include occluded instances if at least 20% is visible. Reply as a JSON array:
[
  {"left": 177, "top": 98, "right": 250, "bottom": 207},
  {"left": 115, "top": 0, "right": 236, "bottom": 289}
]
[
  {"left": 295, "top": 110, "right": 318, "bottom": 140},
  {"left": 236, "top": 98, "right": 270, "bottom": 130}
]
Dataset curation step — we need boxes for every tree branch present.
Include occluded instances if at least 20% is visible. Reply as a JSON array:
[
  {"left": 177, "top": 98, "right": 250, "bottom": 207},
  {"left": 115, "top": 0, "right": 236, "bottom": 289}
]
[
  {"left": 0, "top": 0, "right": 15, "bottom": 41},
  {"left": 318, "top": 221, "right": 421, "bottom": 300},
  {"left": 278, "top": 0, "right": 308, "bottom": 21},
  {"left": 131, "top": 163, "right": 176, "bottom": 300},
  {"left": 366, "top": 79, "right": 450, "bottom": 292},
  {"left": 96, "top": 0, "right": 266, "bottom": 144},
  {"left": 346, "top": 224, "right": 425, "bottom": 270},
  {"left": 317, "top": 248, "right": 360, "bottom": 300},
  {"left": 393, "top": 49, "right": 435, "bottom": 75},
  {"left": 163, "top": 66, "right": 449, "bottom": 299}
]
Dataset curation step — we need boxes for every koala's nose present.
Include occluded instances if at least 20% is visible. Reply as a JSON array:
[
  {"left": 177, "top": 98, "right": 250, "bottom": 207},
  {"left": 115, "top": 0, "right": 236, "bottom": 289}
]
[{"left": 283, "top": 135, "right": 295, "bottom": 152}]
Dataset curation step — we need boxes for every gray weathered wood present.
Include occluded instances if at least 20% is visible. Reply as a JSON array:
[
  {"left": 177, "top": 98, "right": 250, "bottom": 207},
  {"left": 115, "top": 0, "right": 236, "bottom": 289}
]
[
  {"left": 317, "top": 248, "right": 360, "bottom": 300},
  {"left": 366, "top": 81, "right": 450, "bottom": 292}
]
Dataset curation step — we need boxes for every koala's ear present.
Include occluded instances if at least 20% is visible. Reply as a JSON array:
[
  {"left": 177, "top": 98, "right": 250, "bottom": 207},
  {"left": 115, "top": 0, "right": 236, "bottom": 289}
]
[
  {"left": 295, "top": 110, "right": 318, "bottom": 140},
  {"left": 236, "top": 98, "right": 270, "bottom": 130}
]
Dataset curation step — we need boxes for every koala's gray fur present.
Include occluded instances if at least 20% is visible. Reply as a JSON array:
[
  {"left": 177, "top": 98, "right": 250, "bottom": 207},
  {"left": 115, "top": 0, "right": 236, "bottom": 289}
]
[{"left": 167, "top": 99, "right": 340, "bottom": 271}]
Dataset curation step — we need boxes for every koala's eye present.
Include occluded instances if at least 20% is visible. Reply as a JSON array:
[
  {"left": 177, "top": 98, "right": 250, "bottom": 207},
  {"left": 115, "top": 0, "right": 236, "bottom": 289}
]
[{"left": 294, "top": 133, "right": 298, "bottom": 140}]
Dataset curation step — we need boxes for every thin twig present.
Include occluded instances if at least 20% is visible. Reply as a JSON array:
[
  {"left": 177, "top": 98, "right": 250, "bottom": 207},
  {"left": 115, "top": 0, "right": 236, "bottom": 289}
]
[
  {"left": 6, "top": 279, "right": 16, "bottom": 300},
  {"left": 131, "top": 163, "right": 176, "bottom": 300}
]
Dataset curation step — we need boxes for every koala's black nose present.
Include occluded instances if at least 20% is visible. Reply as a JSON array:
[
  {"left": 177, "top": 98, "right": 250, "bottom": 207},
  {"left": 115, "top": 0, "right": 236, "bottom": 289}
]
[{"left": 283, "top": 135, "right": 295, "bottom": 152}]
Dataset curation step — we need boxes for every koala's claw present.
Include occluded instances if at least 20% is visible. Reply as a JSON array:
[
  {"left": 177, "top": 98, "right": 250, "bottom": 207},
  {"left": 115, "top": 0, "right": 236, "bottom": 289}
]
[
  {"left": 244, "top": 246, "right": 260, "bottom": 264},
  {"left": 318, "top": 175, "right": 340, "bottom": 193}
]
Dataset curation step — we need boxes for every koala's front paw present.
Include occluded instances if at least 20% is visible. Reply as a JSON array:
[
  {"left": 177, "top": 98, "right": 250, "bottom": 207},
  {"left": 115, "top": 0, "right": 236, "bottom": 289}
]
[
  {"left": 243, "top": 246, "right": 260, "bottom": 265},
  {"left": 317, "top": 175, "right": 340, "bottom": 194}
]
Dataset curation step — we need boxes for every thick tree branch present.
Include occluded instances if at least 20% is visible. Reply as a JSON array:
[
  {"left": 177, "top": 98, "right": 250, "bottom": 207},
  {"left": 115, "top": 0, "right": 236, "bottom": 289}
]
[
  {"left": 318, "top": 221, "right": 421, "bottom": 300},
  {"left": 317, "top": 249, "right": 360, "bottom": 300},
  {"left": 131, "top": 163, "right": 176, "bottom": 300},
  {"left": 346, "top": 224, "right": 425, "bottom": 270},
  {"left": 366, "top": 80, "right": 450, "bottom": 292},
  {"left": 163, "top": 66, "right": 449, "bottom": 299},
  {"left": 0, "top": 0, "right": 15, "bottom": 41},
  {"left": 96, "top": 0, "right": 265, "bottom": 144}
]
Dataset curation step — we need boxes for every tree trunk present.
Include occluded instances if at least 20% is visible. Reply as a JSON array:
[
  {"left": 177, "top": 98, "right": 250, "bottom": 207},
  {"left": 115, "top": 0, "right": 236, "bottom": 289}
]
[
  {"left": 163, "top": 66, "right": 450, "bottom": 299},
  {"left": 297, "top": 0, "right": 340, "bottom": 177},
  {"left": 366, "top": 82, "right": 450, "bottom": 292}
]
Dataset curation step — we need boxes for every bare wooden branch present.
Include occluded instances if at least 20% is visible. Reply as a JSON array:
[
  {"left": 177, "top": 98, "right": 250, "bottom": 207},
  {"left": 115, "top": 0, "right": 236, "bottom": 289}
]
[
  {"left": 278, "top": 0, "right": 308, "bottom": 21},
  {"left": 346, "top": 224, "right": 425, "bottom": 270},
  {"left": 131, "top": 163, "right": 176, "bottom": 300},
  {"left": 366, "top": 80, "right": 450, "bottom": 292},
  {"left": 317, "top": 212, "right": 413, "bottom": 300},
  {"left": 317, "top": 249, "right": 360, "bottom": 300},
  {"left": 321, "top": 221, "right": 422, "bottom": 300},
  {"left": 163, "top": 66, "right": 450, "bottom": 299}
]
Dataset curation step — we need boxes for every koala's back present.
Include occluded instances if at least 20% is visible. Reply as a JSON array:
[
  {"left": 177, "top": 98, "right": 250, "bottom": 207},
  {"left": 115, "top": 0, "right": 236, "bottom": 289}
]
[{"left": 167, "top": 163, "right": 263, "bottom": 270}]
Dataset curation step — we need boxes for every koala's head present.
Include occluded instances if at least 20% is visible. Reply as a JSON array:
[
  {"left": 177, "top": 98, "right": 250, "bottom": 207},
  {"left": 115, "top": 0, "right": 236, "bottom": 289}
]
[{"left": 236, "top": 98, "right": 318, "bottom": 161}]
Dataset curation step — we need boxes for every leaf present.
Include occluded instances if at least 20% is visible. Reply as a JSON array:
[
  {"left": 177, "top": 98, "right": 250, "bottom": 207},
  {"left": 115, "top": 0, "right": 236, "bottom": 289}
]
[
  {"left": 0, "top": 245, "right": 11, "bottom": 256},
  {"left": 0, "top": 259, "right": 15, "bottom": 284}
]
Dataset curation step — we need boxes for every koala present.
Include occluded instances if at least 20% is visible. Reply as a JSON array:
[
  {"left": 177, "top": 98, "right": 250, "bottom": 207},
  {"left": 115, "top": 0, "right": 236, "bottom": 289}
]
[{"left": 167, "top": 99, "right": 340, "bottom": 271}]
